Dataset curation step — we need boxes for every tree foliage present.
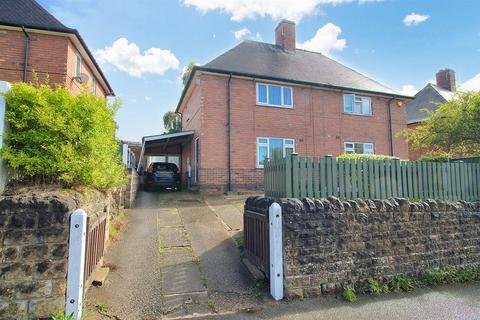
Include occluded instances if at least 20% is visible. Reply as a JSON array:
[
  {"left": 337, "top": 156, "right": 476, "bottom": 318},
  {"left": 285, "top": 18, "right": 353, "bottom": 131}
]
[
  {"left": 181, "top": 62, "right": 196, "bottom": 87},
  {"left": 1, "top": 82, "right": 125, "bottom": 190},
  {"left": 163, "top": 111, "right": 181, "bottom": 133},
  {"left": 402, "top": 91, "right": 480, "bottom": 158}
]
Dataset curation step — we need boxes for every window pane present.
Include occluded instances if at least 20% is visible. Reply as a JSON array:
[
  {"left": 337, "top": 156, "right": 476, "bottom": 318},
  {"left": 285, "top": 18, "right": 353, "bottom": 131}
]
[
  {"left": 285, "top": 147, "right": 294, "bottom": 157},
  {"left": 354, "top": 98, "right": 363, "bottom": 114},
  {"left": 364, "top": 143, "right": 374, "bottom": 154},
  {"left": 268, "top": 85, "right": 282, "bottom": 106},
  {"left": 283, "top": 87, "right": 292, "bottom": 106},
  {"left": 258, "top": 138, "right": 268, "bottom": 144},
  {"left": 344, "top": 95, "right": 354, "bottom": 112},
  {"left": 284, "top": 139, "right": 294, "bottom": 145},
  {"left": 258, "top": 146, "right": 268, "bottom": 166},
  {"left": 362, "top": 97, "right": 371, "bottom": 115},
  {"left": 269, "top": 138, "right": 283, "bottom": 160},
  {"left": 257, "top": 84, "right": 267, "bottom": 103},
  {"left": 354, "top": 143, "right": 364, "bottom": 154}
]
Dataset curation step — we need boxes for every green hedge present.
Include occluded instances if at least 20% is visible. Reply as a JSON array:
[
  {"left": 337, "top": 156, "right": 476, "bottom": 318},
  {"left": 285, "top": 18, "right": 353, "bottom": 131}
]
[
  {"left": 1, "top": 82, "right": 125, "bottom": 190},
  {"left": 337, "top": 153, "right": 399, "bottom": 160}
]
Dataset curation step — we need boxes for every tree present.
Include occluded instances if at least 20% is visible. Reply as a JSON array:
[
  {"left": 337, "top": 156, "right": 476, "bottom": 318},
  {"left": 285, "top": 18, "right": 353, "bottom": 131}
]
[
  {"left": 163, "top": 111, "right": 181, "bottom": 133},
  {"left": 182, "top": 62, "right": 196, "bottom": 87},
  {"left": 402, "top": 91, "right": 480, "bottom": 158}
]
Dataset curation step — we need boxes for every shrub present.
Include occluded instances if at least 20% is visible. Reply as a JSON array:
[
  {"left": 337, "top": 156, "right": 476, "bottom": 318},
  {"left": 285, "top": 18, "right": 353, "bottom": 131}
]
[
  {"left": 1, "top": 82, "right": 125, "bottom": 190},
  {"left": 367, "top": 278, "right": 382, "bottom": 295},
  {"left": 338, "top": 153, "right": 399, "bottom": 161},
  {"left": 421, "top": 270, "right": 448, "bottom": 285},
  {"left": 342, "top": 285, "right": 357, "bottom": 302}
]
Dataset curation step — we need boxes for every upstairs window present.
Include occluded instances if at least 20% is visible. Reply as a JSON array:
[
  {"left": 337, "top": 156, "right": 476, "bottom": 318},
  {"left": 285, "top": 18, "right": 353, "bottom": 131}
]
[
  {"left": 344, "top": 94, "right": 372, "bottom": 115},
  {"left": 256, "top": 83, "right": 293, "bottom": 108},
  {"left": 92, "top": 78, "right": 97, "bottom": 95},
  {"left": 75, "top": 51, "right": 82, "bottom": 76},
  {"left": 257, "top": 137, "right": 295, "bottom": 168},
  {"left": 344, "top": 142, "right": 374, "bottom": 154}
]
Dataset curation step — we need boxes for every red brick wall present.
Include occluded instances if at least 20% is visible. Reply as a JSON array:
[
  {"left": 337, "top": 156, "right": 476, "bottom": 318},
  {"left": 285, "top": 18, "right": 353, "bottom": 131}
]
[
  {"left": 0, "top": 27, "right": 107, "bottom": 97},
  {"left": 180, "top": 72, "right": 410, "bottom": 192},
  {"left": 0, "top": 28, "right": 68, "bottom": 85}
]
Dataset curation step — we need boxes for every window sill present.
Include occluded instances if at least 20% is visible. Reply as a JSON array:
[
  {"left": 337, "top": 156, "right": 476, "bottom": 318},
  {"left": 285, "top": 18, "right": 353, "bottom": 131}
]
[
  {"left": 256, "top": 103, "right": 293, "bottom": 109},
  {"left": 342, "top": 112, "right": 373, "bottom": 117}
]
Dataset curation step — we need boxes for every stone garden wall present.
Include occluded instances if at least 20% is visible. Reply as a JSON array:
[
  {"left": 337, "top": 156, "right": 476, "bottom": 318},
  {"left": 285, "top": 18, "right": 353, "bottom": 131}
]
[
  {"left": 245, "top": 196, "right": 480, "bottom": 299},
  {"left": 0, "top": 189, "right": 114, "bottom": 319}
]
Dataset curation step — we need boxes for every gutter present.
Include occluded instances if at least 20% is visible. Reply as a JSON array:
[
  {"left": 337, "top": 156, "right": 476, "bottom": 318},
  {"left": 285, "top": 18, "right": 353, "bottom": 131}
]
[
  {"left": 387, "top": 98, "right": 394, "bottom": 156},
  {"left": 227, "top": 73, "right": 232, "bottom": 192},
  {"left": 175, "top": 66, "right": 413, "bottom": 112},
  {"left": 21, "top": 27, "right": 30, "bottom": 82}
]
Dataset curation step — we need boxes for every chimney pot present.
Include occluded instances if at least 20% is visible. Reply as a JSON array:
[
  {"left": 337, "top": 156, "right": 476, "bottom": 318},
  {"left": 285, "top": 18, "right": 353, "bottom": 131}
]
[
  {"left": 436, "top": 69, "right": 456, "bottom": 92},
  {"left": 275, "top": 20, "right": 296, "bottom": 51}
]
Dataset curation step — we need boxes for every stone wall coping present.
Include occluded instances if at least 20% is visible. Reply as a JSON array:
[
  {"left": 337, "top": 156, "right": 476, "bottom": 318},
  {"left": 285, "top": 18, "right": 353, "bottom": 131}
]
[{"left": 245, "top": 196, "right": 480, "bottom": 215}]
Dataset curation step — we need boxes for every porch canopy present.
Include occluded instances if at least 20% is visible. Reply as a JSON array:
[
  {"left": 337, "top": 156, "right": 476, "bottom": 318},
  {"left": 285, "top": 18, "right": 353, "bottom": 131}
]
[{"left": 137, "top": 130, "right": 194, "bottom": 172}]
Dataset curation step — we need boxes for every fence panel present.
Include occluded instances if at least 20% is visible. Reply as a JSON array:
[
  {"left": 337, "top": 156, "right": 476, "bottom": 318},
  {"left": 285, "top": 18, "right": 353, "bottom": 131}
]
[
  {"left": 265, "top": 155, "right": 480, "bottom": 201},
  {"left": 244, "top": 210, "right": 269, "bottom": 278}
]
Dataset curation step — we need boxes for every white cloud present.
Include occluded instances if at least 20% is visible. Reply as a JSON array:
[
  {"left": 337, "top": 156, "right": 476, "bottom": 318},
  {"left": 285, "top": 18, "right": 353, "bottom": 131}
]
[
  {"left": 399, "top": 84, "right": 418, "bottom": 96},
  {"left": 297, "top": 23, "right": 346, "bottom": 56},
  {"left": 145, "top": 96, "right": 152, "bottom": 101},
  {"left": 460, "top": 73, "right": 480, "bottom": 92},
  {"left": 95, "top": 38, "right": 180, "bottom": 78},
  {"left": 181, "top": 0, "right": 383, "bottom": 22},
  {"left": 403, "top": 13, "right": 430, "bottom": 26},
  {"left": 234, "top": 28, "right": 251, "bottom": 40}
]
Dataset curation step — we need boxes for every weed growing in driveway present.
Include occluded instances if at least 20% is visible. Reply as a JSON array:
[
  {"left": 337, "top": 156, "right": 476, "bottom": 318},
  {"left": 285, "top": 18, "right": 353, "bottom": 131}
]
[
  {"left": 234, "top": 238, "right": 244, "bottom": 249},
  {"left": 201, "top": 275, "right": 209, "bottom": 288},
  {"left": 251, "top": 280, "right": 265, "bottom": 299},
  {"left": 49, "top": 313, "right": 74, "bottom": 320},
  {"left": 342, "top": 286, "right": 357, "bottom": 302}
]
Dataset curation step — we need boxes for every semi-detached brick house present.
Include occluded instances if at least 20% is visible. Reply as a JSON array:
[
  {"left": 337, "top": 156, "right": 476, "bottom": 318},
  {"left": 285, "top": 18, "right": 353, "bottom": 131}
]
[
  {"left": 0, "top": 0, "right": 113, "bottom": 97},
  {"left": 151, "top": 20, "right": 412, "bottom": 192}
]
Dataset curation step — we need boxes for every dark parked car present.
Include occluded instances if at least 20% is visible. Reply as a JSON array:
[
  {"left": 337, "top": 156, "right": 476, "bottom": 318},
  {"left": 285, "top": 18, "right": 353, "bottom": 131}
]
[{"left": 143, "top": 162, "right": 181, "bottom": 190}]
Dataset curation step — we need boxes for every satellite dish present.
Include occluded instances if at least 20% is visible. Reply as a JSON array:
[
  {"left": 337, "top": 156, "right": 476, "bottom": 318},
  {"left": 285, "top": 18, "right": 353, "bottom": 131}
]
[{"left": 74, "top": 73, "right": 90, "bottom": 84}]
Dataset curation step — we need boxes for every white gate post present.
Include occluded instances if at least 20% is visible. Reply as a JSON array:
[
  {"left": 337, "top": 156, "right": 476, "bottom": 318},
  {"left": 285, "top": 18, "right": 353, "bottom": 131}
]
[
  {"left": 269, "top": 202, "right": 284, "bottom": 300},
  {"left": 66, "top": 209, "right": 87, "bottom": 319}
]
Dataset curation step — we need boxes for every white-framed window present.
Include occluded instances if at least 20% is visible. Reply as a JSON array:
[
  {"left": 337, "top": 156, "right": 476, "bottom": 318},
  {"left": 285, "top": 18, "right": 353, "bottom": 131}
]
[
  {"left": 344, "top": 142, "right": 374, "bottom": 155},
  {"left": 257, "top": 137, "right": 295, "bottom": 168},
  {"left": 343, "top": 94, "right": 372, "bottom": 115},
  {"left": 256, "top": 83, "right": 293, "bottom": 108},
  {"left": 75, "top": 51, "right": 82, "bottom": 77},
  {"left": 92, "top": 78, "right": 97, "bottom": 95}
]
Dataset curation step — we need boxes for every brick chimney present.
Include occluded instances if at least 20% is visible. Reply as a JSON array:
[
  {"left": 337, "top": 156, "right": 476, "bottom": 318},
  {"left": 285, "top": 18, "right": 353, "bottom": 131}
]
[
  {"left": 275, "top": 20, "right": 296, "bottom": 51},
  {"left": 436, "top": 69, "right": 456, "bottom": 92}
]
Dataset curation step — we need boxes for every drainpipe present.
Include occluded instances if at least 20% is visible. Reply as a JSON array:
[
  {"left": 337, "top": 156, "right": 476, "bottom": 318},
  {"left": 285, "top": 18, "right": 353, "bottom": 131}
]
[
  {"left": 22, "top": 27, "right": 30, "bottom": 82},
  {"left": 387, "top": 98, "right": 394, "bottom": 156},
  {"left": 227, "top": 73, "right": 232, "bottom": 192}
]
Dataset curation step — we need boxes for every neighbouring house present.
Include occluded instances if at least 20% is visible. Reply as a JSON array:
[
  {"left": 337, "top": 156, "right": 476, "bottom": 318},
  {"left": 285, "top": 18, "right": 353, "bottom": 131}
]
[
  {"left": 140, "top": 20, "right": 411, "bottom": 192},
  {"left": 0, "top": 0, "right": 113, "bottom": 97},
  {"left": 406, "top": 69, "right": 456, "bottom": 160}
]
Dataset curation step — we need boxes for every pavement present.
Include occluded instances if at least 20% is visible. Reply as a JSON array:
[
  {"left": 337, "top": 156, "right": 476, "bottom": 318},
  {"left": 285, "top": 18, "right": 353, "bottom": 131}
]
[
  {"left": 194, "top": 282, "right": 480, "bottom": 320},
  {"left": 86, "top": 190, "right": 480, "bottom": 320}
]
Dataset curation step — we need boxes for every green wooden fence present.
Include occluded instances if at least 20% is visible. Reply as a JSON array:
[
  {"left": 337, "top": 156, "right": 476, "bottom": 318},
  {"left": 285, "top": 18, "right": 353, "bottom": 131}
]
[{"left": 264, "top": 155, "right": 480, "bottom": 201}]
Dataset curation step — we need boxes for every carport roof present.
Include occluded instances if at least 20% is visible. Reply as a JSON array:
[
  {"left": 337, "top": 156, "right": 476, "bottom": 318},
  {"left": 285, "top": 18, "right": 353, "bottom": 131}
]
[{"left": 141, "top": 130, "right": 195, "bottom": 158}]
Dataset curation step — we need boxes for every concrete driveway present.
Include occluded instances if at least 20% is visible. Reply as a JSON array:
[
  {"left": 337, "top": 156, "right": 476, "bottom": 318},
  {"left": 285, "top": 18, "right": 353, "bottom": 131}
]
[{"left": 85, "top": 190, "right": 261, "bottom": 319}]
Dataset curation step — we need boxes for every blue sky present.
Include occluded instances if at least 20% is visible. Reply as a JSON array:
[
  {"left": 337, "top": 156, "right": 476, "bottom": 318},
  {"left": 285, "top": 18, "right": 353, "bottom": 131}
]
[{"left": 39, "top": 0, "right": 480, "bottom": 142}]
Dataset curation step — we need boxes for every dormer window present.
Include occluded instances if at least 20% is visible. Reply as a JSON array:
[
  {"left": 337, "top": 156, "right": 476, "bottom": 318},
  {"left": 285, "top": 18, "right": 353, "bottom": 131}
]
[{"left": 256, "top": 83, "right": 293, "bottom": 108}]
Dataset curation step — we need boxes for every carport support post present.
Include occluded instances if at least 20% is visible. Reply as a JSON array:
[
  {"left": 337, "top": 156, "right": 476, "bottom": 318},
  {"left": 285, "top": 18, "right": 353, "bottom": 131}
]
[{"left": 269, "top": 202, "right": 284, "bottom": 300}]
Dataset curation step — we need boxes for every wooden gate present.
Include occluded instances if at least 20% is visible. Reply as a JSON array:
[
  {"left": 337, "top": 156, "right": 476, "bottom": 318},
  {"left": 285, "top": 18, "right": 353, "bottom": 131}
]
[{"left": 244, "top": 210, "right": 270, "bottom": 278}]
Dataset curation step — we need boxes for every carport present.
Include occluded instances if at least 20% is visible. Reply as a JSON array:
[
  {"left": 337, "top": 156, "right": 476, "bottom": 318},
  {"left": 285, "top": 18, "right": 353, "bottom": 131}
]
[{"left": 137, "top": 130, "right": 194, "bottom": 174}]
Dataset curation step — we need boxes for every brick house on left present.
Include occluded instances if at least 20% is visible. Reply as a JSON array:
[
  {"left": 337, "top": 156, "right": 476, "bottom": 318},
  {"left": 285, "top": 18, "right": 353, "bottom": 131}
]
[{"left": 0, "top": 0, "right": 113, "bottom": 97}]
